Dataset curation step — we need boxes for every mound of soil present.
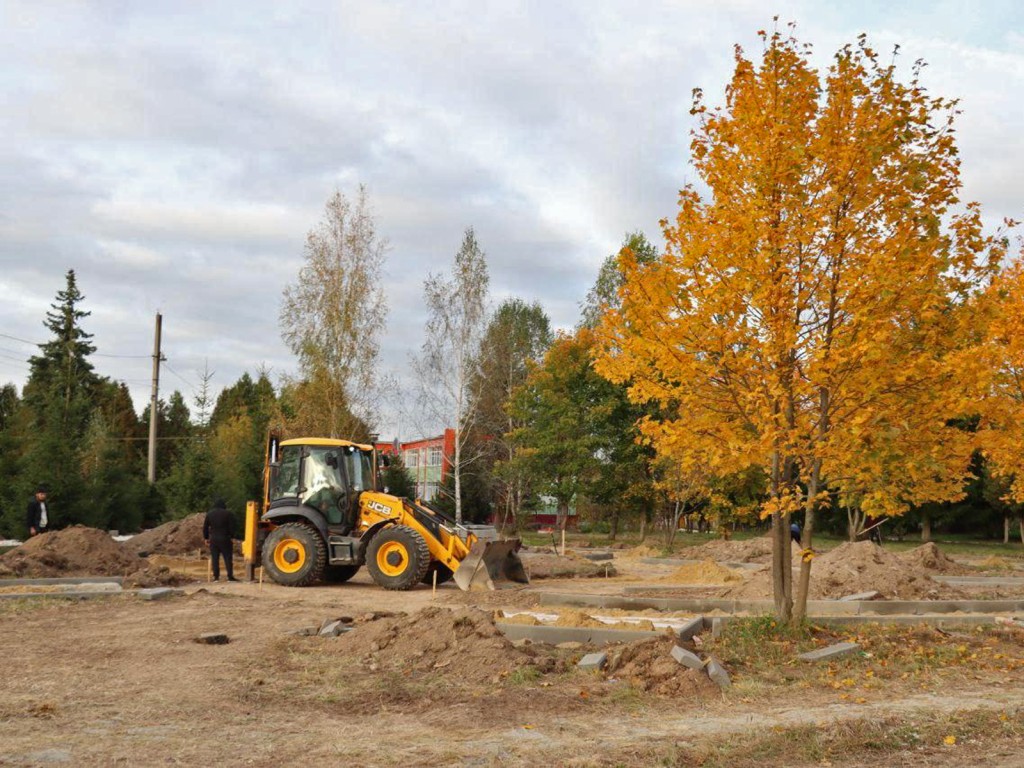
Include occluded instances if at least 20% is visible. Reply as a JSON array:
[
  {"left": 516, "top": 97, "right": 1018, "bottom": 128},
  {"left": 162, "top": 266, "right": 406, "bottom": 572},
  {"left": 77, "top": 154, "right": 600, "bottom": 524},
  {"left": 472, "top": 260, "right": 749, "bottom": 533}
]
[
  {"left": 520, "top": 552, "right": 617, "bottom": 579},
  {"left": 129, "top": 514, "right": 207, "bottom": 556},
  {"left": 606, "top": 638, "right": 718, "bottom": 696},
  {"left": 0, "top": 526, "right": 145, "bottom": 577},
  {"left": 0, "top": 526, "right": 189, "bottom": 587},
  {"left": 680, "top": 535, "right": 778, "bottom": 564},
  {"left": 724, "top": 541, "right": 960, "bottom": 600},
  {"left": 661, "top": 559, "right": 743, "bottom": 585},
  {"left": 130, "top": 513, "right": 243, "bottom": 557},
  {"left": 897, "top": 543, "right": 970, "bottom": 575},
  {"left": 331, "top": 607, "right": 558, "bottom": 684}
]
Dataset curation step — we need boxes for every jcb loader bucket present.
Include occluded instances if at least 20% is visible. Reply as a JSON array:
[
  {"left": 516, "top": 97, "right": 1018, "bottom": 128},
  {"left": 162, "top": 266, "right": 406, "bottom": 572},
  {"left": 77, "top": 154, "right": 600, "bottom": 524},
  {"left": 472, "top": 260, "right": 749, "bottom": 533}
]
[{"left": 453, "top": 539, "right": 529, "bottom": 591}]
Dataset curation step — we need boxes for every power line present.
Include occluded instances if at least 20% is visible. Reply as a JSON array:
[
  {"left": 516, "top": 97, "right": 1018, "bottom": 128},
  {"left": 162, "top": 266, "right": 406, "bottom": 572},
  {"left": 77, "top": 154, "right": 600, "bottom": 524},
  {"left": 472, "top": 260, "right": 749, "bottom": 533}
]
[
  {"left": 163, "top": 362, "right": 196, "bottom": 391},
  {"left": 0, "top": 332, "right": 37, "bottom": 345},
  {"left": 0, "top": 331, "right": 149, "bottom": 358}
]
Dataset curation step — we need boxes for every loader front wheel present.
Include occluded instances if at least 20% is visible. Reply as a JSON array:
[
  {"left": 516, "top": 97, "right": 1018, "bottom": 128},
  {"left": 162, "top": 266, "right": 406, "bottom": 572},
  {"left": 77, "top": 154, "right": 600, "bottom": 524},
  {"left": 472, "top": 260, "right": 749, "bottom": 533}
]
[
  {"left": 367, "top": 525, "right": 430, "bottom": 590},
  {"left": 262, "top": 522, "right": 326, "bottom": 587}
]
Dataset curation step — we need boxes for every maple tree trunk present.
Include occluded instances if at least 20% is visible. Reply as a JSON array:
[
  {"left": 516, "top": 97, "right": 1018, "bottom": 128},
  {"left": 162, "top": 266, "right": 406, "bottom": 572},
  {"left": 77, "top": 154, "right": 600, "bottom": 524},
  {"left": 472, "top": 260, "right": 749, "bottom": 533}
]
[
  {"left": 1019, "top": 515, "right": 1023, "bottom": 546},
  {"left": 793, "top": 459, "right": 821, "bottom": 625},
  {"left": 920, "top": 511, "right": 931, "bottom": 542},
  {"left": 638, "top": 516, "right": 647, "bottom": 543}
]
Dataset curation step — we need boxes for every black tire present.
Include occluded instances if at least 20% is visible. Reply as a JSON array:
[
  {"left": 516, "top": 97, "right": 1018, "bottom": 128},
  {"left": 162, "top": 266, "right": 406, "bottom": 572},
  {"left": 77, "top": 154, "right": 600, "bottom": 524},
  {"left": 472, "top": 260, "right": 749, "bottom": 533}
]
[
  {"left": 366, "top": 525, "right": 430, "bottom": 591},
  {"left": 261, "top": 522, "right": 327, "bottom": 587},
  {"left": 421, "top": 562, "right": 455, "bottom": 586},
  {"left": 323, "top": 564, "right": 361, "bottom": 583}
]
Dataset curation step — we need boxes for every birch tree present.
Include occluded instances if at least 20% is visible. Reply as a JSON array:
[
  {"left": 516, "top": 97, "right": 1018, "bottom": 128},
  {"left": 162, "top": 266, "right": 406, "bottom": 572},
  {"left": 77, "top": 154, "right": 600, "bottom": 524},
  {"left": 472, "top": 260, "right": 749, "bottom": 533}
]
[
  {"left": 280, "top": 187, "right": 387, "bottom": 438},
  {"left": 413, "top": 228, "right": 489, "bottom": 524}
]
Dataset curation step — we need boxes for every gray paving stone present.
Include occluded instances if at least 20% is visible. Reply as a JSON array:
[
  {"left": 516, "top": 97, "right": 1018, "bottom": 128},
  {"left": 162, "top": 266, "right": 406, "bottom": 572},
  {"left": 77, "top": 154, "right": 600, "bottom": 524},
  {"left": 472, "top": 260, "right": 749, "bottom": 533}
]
[
  {"left": 577, "top": 652, "right": 607, "bottom": 671},
  {"left": 797, "top": 642, "right": 861, "bottom": 662},
  {"left": 319, "top": 620, "right": 347, "bottom": 637},
  {"left": 838, "top": 591, "right": 880, "bottom": 602},
  {"left": 674, "top": 616, "right": 704, "bottom": 642},
  {"left": 287, "top": 626, "right": 319, "bottom": 636},
  {"left": 711, "top": 617, "right": 724, "bottom": 639},
  {"left": 137, "top": 587, "right": 177, "bottom": 601},
  {"left": 670, "top": 645, "right": 704, "bottom": 671},
  {"left": 705, "top": 657, "right": 731, "bottom": 688}
]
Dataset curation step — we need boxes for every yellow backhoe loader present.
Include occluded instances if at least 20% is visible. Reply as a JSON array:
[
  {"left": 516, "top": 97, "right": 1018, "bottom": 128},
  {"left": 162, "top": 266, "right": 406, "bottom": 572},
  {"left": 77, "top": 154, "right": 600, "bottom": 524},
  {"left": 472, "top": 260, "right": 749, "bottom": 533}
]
[{"left": 242, "top": 436, "right": 528, "bottom": 591}]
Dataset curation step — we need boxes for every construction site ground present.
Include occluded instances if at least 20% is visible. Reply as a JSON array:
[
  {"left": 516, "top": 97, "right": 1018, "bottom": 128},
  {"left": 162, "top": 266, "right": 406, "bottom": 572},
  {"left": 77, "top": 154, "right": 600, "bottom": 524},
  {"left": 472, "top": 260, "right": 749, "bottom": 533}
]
[{"left": 2, "top": 536, "right": 1023, "bottom": 767}]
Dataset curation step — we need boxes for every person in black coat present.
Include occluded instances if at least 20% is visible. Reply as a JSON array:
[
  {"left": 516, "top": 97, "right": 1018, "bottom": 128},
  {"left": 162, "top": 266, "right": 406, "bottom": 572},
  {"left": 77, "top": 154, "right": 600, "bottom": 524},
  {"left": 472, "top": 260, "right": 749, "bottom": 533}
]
[
  {"left": 203, "top": 498, "right": 238, "bottom": 581},
  {"left": 26, "top": 486, "right": 51, "bottom": 537}
]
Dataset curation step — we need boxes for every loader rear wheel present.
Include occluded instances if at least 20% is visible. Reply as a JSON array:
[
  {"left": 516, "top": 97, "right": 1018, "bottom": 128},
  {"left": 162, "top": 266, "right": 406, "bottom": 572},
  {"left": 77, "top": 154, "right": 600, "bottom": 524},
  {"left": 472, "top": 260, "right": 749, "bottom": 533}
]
[
  {"left": 262, "top": 522, "right": 326, "bottom": 587},
  {"left": 367, "top": 525, "right": 430, "bottom": 591},
  {"left": 323, "top": 564, "right": 360, "bottom": 583},
  {"left": 421, "top": 562, "right": 455, "bottom": 586}
]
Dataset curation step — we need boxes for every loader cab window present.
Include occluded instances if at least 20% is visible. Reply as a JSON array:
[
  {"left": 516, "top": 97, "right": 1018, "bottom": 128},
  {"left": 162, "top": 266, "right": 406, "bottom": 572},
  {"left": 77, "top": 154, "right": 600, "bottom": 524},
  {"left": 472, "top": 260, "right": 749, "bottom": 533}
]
[
  {"left": 269, "top": 446, "right": 301, "bottom": 502},
  {"left": 344, "top": 448, "right": 374, "bottom": 492},
  {"left": 302, "top": 447, "right": 347, "bottom": 526}
]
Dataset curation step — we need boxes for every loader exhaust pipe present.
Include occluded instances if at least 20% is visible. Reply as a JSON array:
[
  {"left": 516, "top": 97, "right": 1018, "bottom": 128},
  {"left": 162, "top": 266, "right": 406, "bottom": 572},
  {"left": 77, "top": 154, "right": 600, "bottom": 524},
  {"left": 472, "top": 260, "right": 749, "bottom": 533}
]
[{"left": 453, "top": 539, "right": 529, "bottom": 591}]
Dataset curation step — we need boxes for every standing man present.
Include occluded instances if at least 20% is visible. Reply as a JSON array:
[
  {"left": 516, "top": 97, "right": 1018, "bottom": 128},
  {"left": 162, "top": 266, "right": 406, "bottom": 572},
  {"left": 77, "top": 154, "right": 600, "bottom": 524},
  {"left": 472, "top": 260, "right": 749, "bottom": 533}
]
[
  {"left": 26, "top": 485, "right": 50, "bottom": 537},
  {"left": 203, "top": 498, "right": 238, "bottom": 582}
]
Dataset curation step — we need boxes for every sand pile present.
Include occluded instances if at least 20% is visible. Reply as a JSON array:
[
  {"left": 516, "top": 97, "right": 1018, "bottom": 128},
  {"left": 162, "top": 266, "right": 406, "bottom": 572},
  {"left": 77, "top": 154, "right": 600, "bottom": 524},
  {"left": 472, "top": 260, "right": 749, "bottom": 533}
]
[
  {"left": 724, "top": 541, "right": 959, "bottom": 600},
  {"left": 0, "top": 526, "right": 188, "bottom": 586},
  {"left": 606, "top": 638, "right": 718, "bottom": 696},
  {"left": 897, "top": 542, "right": 969, "bottom": 574},
  {"left": 520, "top": 552, "right": 617, "bottom": 579},
  {"left": 975, "top": 555, "right": 1016, "bottom": 571},
  {"left": 661, "top": 559, "right": 743, "bottom": 585},
  {"left": 331, "top": 607, "right": 557, "bottom": 684},
  {"left": 627, "top": 544, "right": 663, "bottom": 559}
]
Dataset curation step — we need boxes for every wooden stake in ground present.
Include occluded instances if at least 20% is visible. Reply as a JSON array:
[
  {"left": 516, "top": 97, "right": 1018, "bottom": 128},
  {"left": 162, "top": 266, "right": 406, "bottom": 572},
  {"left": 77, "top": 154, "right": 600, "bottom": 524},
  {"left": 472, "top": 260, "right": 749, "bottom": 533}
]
[
  {"left": 561, "top": 527, "right": 566, "bottom": 557},
  {"left": 207, "top": 556, "right": 212, "bottom": 583},
  {"left": 432, "top": 568, "right": 438, "bottom": 598},
  {"left": 258, "top": 566, "right": 264, "bottom": 592}
]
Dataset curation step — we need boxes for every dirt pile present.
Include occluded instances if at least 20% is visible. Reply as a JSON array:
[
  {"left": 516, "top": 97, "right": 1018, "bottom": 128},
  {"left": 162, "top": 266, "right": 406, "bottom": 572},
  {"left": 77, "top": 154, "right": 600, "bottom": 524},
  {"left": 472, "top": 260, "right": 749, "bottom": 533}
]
[
  {"left": 130, "top": 514, "right": 207, "bottom": 556},
  {"left": 0, "top": 526, "right": 188, "bottom": 586},
  {"left": 724, "top": 541, "right": 960, "bottom": 600},
  {"left": 331, "top": 607, "right": 556, "bottom": 684},
  {"left": 661, "top": 559, "right": 743, "bottom": 585},
  {"left": 520, "top": 552, "right": 617, "bottom": 579},
  {"left": 606, "top": 638, "right": 718, "bottom": 696},
  {"left": 897, "top": 543, "right": 969, "bottom": 574},
  {"left": 0, "top": 526, "right": 144, "bottom": 577},
  {"left": 680, "top": 535, "right": 780, "bottom": 563}
]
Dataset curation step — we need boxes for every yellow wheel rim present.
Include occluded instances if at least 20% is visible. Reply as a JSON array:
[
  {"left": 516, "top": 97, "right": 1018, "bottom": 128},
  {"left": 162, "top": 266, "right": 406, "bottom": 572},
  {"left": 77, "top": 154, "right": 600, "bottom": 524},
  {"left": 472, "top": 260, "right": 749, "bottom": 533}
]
[
  {"left": 273, "top": 538, "right": 306, "bottom": 574},
  {"left": 376, "top": 541, "right": 409, "bottom": 577}
]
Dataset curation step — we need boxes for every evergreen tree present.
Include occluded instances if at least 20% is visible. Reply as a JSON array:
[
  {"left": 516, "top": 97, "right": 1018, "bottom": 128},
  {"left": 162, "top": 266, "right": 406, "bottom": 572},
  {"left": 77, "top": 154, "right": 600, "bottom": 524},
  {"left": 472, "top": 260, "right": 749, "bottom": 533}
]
[{"left": 20, "top": 270, "right": 99, "bottom": 530}]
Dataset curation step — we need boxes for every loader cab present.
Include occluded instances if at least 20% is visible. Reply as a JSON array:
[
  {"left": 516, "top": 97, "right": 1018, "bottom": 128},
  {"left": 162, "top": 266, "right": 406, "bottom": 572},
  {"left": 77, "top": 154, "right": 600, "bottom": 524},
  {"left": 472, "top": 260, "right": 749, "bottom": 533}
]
[{"left": 267, "top": 439, "right": 376, "bottom": 534}]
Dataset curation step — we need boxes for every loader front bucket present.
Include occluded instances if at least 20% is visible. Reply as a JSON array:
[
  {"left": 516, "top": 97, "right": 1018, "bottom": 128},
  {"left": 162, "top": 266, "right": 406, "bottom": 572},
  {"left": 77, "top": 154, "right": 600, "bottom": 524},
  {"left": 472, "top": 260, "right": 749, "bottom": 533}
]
[{"left": 453, "top": 539, "right": 529, "bottom": 591}]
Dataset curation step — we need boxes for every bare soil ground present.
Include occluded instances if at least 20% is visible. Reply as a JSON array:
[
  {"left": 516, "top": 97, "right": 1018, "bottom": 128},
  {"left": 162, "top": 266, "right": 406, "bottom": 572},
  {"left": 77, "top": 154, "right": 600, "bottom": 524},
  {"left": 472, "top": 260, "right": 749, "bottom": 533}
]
[{"left": 2, "top": 535, "right": 1023, "bottom": 766}]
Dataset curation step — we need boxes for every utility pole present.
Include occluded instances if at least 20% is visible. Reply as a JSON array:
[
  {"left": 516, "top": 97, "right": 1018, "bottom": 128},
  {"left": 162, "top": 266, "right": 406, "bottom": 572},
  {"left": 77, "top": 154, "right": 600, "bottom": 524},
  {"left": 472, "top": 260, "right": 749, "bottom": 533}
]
[{"left": 147, "top": 312, "right": 163, "bottom": 484}]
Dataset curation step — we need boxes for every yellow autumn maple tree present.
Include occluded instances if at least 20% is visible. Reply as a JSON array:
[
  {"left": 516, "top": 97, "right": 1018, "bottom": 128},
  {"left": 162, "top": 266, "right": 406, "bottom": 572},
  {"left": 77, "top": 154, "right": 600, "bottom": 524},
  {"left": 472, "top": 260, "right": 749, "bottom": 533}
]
[
  {"left": 596, "top": 28, "right": 1007, "bottom": 623},
  {"left": 979, "top": 257, "right": 1024, "bottom": 503}
]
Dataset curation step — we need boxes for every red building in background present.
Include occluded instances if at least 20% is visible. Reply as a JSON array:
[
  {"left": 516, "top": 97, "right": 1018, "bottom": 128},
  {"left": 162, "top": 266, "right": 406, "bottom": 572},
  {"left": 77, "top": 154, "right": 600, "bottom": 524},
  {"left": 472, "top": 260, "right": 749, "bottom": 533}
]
[{"left": 376, "top": 429, "right": 455, "bottom": 502}]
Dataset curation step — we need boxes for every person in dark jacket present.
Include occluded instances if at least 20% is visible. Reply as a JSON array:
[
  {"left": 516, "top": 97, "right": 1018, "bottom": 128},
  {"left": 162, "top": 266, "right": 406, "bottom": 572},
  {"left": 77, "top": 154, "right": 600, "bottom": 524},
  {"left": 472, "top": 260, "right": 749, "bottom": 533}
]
[
  {"left": 203, "top": 498, "right": 238, "bottom": 581},
  {"left": 26, "top": 485, "right": 51, "bottom": 537}
]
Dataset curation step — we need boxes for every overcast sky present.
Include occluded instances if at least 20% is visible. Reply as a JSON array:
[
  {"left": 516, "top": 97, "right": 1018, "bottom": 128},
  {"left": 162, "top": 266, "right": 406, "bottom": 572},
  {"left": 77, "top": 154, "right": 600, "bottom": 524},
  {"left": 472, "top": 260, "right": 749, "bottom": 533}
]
[{"left": 2, "top": 1, "right": 1022, "bottom": 439}]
